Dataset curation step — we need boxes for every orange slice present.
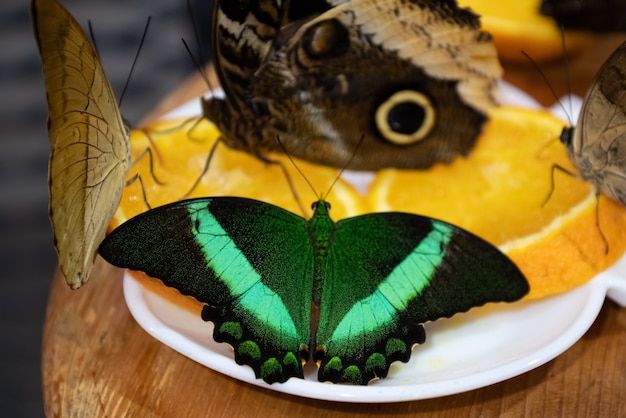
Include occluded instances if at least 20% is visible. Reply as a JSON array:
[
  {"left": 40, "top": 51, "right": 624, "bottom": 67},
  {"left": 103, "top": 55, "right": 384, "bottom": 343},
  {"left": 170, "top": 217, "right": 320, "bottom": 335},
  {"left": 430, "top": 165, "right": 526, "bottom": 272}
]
[
  {"left": 112, "top": 118, "right": 367, "bottom": 314},
  {"left": 369, "top": 106, "right": 626, "bottom": 299},
  {"left": 111, "top": 118, "right": 368, "bottom": 230},
  {"left": 113, "top": 108, "right": 626, "bottom": 302},
  {"left": 459, "top": 0, "right": 592, "bottom": 62}
]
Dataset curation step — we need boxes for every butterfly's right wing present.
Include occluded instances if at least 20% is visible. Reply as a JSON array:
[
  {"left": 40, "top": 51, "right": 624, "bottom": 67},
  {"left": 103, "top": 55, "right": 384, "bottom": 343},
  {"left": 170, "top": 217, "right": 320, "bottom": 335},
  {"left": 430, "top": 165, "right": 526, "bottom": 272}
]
[
  {"left": 315, "top": 212, "right": 528, "bottom": 384},
  {"left": 32, "top": 0, "right": 130, "bottom": 288},
  {"left": 569, "top": 41, "right": 626, "bottom": 189},
  {"left": 99, "top": 197, "right": 314, "bottom": 384}
]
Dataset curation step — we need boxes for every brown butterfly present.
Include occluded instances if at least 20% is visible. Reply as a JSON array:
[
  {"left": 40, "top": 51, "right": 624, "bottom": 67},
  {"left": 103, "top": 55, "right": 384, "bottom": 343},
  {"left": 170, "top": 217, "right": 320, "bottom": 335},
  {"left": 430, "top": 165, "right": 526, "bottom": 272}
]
[
  {"left": 203, "top": 0, "right": 503, "bottom": 170},
  {"left": 559, "top": 40, "right": 626, "bottom": 207},
  {"left": 32, "top": 0, "right": 131, "bottom": 289}
]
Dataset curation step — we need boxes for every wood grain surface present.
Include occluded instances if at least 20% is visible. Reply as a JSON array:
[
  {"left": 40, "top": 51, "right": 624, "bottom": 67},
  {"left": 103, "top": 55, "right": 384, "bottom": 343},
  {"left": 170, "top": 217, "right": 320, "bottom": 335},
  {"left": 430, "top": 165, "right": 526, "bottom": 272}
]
[
  {"left": 42, "top": 263, "right": 626, "bottom": 417},
  {"left": 42, "top": 34, "right": 626, "bottom": 417}
]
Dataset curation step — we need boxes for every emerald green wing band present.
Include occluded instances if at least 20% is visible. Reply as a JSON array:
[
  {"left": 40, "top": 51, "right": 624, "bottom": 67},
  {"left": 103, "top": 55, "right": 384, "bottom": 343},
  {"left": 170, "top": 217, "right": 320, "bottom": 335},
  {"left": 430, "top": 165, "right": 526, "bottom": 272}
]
[
  {"left": 314, "top": 213, "right": 528, "bottom": 384},
  {"left": 99, "top": 197, "right": 314, "bottom": 383}
]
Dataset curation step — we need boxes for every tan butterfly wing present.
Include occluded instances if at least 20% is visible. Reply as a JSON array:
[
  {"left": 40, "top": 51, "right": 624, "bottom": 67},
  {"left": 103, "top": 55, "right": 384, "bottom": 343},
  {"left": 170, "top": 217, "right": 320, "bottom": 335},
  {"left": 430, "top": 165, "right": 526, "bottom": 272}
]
[
  {"left": 323, "top": 0, "right": 502, "bottom": 113},
  {"left": 566, "top": 41, "right": 626, "bottom": 206},
  {"left": 32, "top": 0, "right": 131, "bottom": 289}
]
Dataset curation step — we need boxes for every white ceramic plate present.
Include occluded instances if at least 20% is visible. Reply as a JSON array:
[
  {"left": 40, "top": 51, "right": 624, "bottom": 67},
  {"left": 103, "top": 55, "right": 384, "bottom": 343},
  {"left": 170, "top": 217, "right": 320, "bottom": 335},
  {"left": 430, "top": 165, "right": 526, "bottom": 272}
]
[
  {"left": 121, "top": 83, "right": 626, "bottom": 402},
  {"left": 123, "top": 259, "right": 626, "bottom": 403}
]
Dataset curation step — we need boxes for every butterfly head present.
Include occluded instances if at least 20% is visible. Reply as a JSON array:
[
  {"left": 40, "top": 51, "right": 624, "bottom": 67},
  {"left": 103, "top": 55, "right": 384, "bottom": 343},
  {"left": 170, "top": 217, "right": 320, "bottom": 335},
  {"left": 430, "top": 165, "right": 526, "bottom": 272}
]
[
  {"left": 311, "top": 200, "right": 331, "bottom": 214},
  {"left": 559, "top": 126, "right": 574, "bottom": 147}
]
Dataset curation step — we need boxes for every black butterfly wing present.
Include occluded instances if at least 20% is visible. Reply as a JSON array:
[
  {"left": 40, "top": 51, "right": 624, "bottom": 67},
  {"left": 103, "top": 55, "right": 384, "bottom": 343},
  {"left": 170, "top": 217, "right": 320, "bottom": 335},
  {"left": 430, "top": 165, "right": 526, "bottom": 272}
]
[
  {"left": 99, "top": 197, "right": 314, "bottom": 383},
  {"left": 314, "top": 212, "right": 528, "bottom": 384}
]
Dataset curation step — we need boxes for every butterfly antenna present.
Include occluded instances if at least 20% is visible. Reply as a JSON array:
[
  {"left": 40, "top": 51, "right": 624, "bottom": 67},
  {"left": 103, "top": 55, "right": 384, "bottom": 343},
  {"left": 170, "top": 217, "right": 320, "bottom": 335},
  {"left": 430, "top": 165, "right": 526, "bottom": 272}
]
[
  {"left": 179, "top": 38, "right": 214, "bottom": 144},
  {"left": 559, "top": 25, "right": 575, "bottom": 121},
  {"left": 186, "top": 0, "right": 209, "bottom": 66},
  {"left": 87, "top": 20, "right": 101, "bottom": 57},
  {"left": 322, "top": 134, "right": 366, "bottom": 200},
  {"left": 118, "top": 16, "right": 151, "bottom": 109},
  {"left": 182, "top": 0, "right": 211, "bottom": 90},
  {"left": 181, "top": 38, "right": 212, "bottom": 90},
  {"left": 521, "top": 50, "right": 572, "bottom": 125},
  {"left": 272, "top": 135, "right": 318, "bottom": 214},
  {"left": 279, "top": 139, "right": 317, "bottom": 197}
]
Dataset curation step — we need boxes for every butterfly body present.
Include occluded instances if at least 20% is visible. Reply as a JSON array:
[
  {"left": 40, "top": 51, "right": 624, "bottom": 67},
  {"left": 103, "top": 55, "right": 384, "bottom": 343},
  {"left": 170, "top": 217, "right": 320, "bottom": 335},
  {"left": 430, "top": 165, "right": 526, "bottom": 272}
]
[
  {"left": 33, "top": 0, "right": 131, "bottom": 288},
  {"left": 99, "top": 197, "right": 528, "bottom": 384},
  {"left": 561, "top": 40, "right": 626, "bottom": 207},
  {"left": 206, "top": 0, "right": 502, "bottom": 170}
]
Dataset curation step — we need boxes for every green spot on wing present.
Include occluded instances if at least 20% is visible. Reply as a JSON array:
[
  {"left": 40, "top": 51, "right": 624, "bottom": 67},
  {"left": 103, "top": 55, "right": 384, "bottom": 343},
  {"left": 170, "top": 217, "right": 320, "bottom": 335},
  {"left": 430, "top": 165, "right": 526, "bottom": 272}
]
[
  {"left": 283, "top": 352, "right": 299, "bottom": 369},
  {"left": 365, "top": 353, "right": 386, "bottom": 374},
  {"left": 261, "top": 358, "right": 282, "bottom": 381},
  {"left": 238, "top": 341, "right": 261, "bottom": 360},
  {"left": 342, "top": 366, "right": 363, "bottom": 385},
  {"left": 219, "top": 322, "right": 243, "bottom": 340},
  {"left": 385, "top": 338, "right": 407, "bottom": 357},
  {"left": 324, "top": 357, "right": 343, "bottom": 374}
]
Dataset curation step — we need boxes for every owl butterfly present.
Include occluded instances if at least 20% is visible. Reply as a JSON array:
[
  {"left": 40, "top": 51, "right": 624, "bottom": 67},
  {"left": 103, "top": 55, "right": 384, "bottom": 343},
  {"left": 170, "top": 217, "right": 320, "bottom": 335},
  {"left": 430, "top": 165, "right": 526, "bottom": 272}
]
[
  {"left": 32, "top": 0, "right": 131, "bottom": 289},
  {"left": 203, "top": 0, "right": 502, "bottom": 170},
  {"left": 559, "top": 40, "right": 626, "bottom": 207}
]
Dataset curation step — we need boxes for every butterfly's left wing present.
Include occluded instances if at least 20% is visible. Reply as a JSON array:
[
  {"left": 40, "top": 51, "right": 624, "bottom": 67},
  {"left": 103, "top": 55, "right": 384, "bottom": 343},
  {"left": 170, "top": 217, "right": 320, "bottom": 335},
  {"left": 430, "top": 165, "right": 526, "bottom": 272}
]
[
  {"left": 251, "top": 0, "right": 502, "bottom": 170},
  {"left": 210, "top": 0, "right": 331, "bottom": 109},
  {"left": 99, "top": 197, "right": 314, "bottom": 383},
  {"left": 564, "top": 40, "right": 626, "bottom": 206},
  {"left": 315, "top": 213, "right": 528, "bottom": 384},
  {"left": 32, "top": 0, "right": 131, "bottom": 288}
]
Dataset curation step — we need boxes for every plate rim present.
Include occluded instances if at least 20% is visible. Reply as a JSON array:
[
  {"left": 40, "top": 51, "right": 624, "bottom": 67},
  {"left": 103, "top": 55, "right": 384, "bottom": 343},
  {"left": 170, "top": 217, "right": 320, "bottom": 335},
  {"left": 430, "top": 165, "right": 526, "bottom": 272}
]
[
  {"left": 122, "top": 262, "right": 624, "bottom": 403},
  {"left": 119, "top": 81, "right": 624, "bottom": 402}
]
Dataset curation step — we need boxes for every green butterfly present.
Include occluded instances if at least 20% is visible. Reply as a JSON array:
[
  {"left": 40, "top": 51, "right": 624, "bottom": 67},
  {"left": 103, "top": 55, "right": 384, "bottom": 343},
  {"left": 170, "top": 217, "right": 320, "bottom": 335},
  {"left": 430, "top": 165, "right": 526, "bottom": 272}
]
[{"left": 99, "top": 197, "right": 528, "bottom": 385}]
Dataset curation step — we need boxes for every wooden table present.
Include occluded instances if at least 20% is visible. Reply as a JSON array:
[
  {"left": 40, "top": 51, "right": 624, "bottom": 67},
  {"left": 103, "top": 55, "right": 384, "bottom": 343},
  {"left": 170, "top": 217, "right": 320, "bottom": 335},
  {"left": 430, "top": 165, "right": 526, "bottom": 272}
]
[{"left": 43, "top": 35, "right": 626, "bottom": 417}]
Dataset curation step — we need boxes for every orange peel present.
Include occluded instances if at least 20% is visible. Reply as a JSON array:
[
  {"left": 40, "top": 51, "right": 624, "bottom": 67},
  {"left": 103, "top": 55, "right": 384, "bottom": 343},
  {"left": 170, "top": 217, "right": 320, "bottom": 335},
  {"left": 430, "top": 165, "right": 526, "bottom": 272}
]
[
  {"left": 113, "top": 107, "right": 626, "bottom": 301},
  {"left": 369, "top": 106, "right": 626, "bottom": 299}
]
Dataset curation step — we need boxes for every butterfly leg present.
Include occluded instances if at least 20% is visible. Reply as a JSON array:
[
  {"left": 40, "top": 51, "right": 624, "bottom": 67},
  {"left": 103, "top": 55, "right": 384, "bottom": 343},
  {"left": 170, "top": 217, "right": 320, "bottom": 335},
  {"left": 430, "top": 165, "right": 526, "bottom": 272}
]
[
  {"left": 542, "top": 163, "right": 582, "bottom": 207},
  {"left": 182, "top": 135, "right": 224, "bottom": 198},
  {"left": 125, "top": 173, "right": 151, "bottom": 210},
  {"left": 255, "top": 151, "right": 307, "bottom": 217},
  {"left": 131, "top": 142, "right": 165, "bottom": 186},
  {"left": 594, "top": 192, "right": 610, "bottom": 254}
]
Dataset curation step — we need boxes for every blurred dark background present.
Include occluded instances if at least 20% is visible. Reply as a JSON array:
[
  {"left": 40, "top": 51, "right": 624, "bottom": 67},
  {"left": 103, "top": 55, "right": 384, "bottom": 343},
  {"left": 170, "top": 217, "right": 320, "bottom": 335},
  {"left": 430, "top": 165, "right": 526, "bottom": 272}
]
[{"left": 0, "top": 0, "right": 210, "bottom": 415}]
